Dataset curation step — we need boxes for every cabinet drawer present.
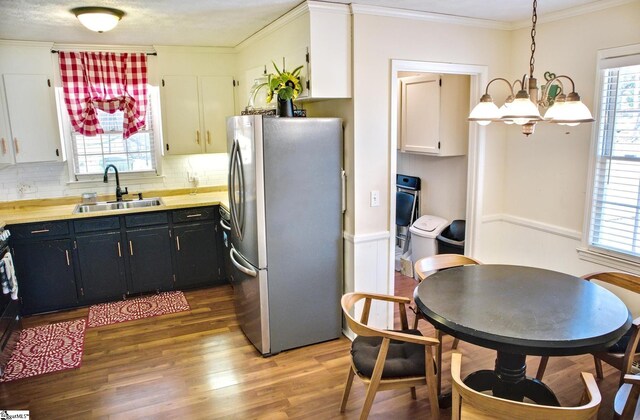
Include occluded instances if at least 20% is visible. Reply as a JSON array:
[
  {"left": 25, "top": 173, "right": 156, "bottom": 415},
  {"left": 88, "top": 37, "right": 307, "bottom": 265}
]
[
  {"left": 125, "top": 211, "right": 168, "bottom": 228},
  {"left": 9, "top": 220, "right": 69, "bottom": 240},
  {"left": 172, "top": 206, "right": 216, "bottom": 223},
  {"left": 74, "top": 216, "right": 120, "bottom": 233}
]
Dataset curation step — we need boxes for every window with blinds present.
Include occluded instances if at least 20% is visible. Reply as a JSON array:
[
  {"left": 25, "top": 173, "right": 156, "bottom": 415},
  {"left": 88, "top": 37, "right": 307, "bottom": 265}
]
[
  {"left": 588, "top": 62, "right": 640, "bottom": 258},
  {"left": 71, "top": 94, "right": 156, "bottom": 177}
]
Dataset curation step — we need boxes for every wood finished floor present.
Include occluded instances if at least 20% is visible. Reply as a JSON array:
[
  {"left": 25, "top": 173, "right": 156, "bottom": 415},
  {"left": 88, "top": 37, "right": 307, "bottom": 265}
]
[{"left": 0, "top": 274, "right": 623, "bottom": 419}]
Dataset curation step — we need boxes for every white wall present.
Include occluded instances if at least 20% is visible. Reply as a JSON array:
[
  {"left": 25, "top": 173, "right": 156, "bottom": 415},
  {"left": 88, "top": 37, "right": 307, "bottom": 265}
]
[
  {"left": 349, "top": 7, "right": 511, "bottom": 326},
  {"left": 478, "top": 2, "right": 640, "bottom": 313},
  {"left": 397, "top": 153, "right": 468, "bottom": 223}
]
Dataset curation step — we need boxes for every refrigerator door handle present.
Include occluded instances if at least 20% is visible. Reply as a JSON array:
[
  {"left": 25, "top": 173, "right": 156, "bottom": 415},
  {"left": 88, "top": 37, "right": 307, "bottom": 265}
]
[
  {"left": 229, "top": 139, "right": 243, "bottom": 239},
  {"left": 341, "top": 169, "right": 347, "bottom": 213},
  {"left": 230, "top": 247, "right": 257, "bottom": 277},
  {"left": 235, "top": 142, "right": 246, "bottom": 239},
  {"left": 228, "top": 139, "right": 237, "bottom": 220}
]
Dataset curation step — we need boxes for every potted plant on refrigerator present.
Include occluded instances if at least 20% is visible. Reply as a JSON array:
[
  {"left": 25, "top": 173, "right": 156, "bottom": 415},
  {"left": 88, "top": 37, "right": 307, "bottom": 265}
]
[{"left": 250, "top": 62, "right": 303, "bottom": 117}]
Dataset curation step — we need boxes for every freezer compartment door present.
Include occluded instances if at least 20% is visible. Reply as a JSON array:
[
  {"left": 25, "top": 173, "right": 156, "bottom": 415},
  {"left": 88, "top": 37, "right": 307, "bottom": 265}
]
[{"left": 229, "top": 245, "right": 270, "bottom": 355}]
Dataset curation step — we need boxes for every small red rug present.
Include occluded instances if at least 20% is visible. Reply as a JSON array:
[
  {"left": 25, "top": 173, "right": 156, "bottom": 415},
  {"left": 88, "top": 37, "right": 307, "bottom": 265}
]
[
  {"left": 0, "top": 319, "right": 86, "bottom": 383},
  {"left": 87, "top": 291, "right": 190, "bottom": 328}
]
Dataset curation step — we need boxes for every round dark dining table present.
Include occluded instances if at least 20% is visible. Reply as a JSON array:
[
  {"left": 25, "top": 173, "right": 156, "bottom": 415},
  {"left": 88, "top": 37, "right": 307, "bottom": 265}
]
[{"left": 413, "top": 264, "right": 632, "bottom": 405}]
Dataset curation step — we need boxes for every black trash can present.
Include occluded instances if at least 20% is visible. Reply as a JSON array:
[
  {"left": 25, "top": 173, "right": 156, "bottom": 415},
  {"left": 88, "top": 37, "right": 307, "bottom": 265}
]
[{"left": 436, "top": 220, "right": 466, "bottom": 255}]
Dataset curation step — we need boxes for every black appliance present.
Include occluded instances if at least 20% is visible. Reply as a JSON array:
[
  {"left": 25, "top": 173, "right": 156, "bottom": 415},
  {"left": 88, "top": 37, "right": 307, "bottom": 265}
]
[{"left": 0, "top": 227, "right": 20, "bottom": 376}]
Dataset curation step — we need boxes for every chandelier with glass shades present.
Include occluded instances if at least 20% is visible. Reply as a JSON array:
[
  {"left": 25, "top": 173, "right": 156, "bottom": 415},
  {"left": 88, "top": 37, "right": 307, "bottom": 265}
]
[{"left": 468, "top": 0, "right": 594, "bottom": 136}]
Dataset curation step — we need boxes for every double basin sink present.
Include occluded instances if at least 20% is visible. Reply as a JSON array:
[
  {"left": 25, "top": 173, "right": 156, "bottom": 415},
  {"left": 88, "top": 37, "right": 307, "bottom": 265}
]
[{"left": 73, "top": 198, "right": 164, "bottom": 214}]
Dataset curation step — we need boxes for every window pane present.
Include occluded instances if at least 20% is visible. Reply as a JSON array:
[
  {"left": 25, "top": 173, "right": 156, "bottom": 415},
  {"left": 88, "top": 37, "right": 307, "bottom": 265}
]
[
  {"left": 71, "top": 89, "right": 156, "bottom": 175},
  {"left": 590, "top": 63, "right": 640, "bottom": 257}
]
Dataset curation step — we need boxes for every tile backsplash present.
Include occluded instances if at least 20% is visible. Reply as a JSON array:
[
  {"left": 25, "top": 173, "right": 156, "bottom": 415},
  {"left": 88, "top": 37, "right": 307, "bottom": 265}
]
[{"left": 0, "top": 153, "right": 228, "bottom": 202}]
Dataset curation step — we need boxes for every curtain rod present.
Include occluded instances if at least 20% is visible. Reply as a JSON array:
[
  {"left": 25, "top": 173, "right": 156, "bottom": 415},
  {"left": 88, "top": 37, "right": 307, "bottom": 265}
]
[{"left": 51, "top": 49, "right": 157, "bottom": 56}]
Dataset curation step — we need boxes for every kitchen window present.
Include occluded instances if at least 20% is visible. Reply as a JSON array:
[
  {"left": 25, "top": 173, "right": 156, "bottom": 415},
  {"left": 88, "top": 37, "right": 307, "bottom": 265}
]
[
  {"left": 581, "top": 44, "right": 640, "bottom": 269},
  {"left": 70, "top": 92, "right": 158, "bottom": 177}
]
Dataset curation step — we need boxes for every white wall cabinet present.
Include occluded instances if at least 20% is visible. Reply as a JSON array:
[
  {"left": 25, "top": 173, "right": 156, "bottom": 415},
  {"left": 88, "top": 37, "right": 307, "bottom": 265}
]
[
  {"left": 0, "top": 41, "right": 64, "bottom": 166},
  {"left": 3, "top": 74, "right": 62, "bottom": 163},
  {"left": 235, "top": 2, "right": 351, "bottom": 110},
  {"left": 161, "top": 74, "right": 234, "bottom": 155},
  {"left": 400, "top": 73, "right": 470, "bottom": 157}
]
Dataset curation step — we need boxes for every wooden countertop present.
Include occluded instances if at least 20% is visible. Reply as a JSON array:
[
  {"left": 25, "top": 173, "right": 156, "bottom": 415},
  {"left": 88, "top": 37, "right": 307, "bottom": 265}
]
[{"left": 0, "top": 188, "right": 229, "bottom": 227}]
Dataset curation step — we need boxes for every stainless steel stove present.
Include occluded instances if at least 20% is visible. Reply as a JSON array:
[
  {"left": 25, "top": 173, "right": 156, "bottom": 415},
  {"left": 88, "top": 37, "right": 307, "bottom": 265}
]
[{"left": 0, "top": 227, "right": 21, "bottom": 376}]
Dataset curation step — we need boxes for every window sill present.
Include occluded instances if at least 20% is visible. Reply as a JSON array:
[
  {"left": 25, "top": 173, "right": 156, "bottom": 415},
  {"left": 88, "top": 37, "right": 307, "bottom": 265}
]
[
  {"left": 67, "top": 173, "right": 165, "bottom": 185},
  {"left": 576, "top": 247, "right": 640, "bottom": 276}
]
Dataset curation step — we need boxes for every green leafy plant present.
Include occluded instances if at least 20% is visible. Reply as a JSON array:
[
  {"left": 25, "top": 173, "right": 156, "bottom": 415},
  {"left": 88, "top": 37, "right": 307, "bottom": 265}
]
[{"left": 266, "top": 61, "right": 303, "bottom": 102}]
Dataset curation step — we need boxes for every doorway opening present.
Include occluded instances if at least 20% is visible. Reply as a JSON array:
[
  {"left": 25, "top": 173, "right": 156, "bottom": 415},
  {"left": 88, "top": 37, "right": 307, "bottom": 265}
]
[{"left": 389, "top": 60, "right": 488, "bottom": 317}]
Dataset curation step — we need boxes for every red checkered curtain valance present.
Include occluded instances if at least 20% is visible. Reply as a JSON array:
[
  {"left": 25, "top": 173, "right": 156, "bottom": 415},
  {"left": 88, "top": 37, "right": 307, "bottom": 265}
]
[{"left": 59, "top": 51, "right": 147, "bottom": 139}]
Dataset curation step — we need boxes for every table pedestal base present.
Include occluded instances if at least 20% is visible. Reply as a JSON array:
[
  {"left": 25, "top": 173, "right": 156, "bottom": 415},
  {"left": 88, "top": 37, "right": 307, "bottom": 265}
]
[{"left": 464, "top": 352, "right": 560, "bottom": 406}]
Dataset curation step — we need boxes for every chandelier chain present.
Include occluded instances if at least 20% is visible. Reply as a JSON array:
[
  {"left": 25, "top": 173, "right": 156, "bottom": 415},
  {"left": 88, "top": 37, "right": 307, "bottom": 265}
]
[{"left": 529, "top": 0, "right": 537, "bottom": 78}]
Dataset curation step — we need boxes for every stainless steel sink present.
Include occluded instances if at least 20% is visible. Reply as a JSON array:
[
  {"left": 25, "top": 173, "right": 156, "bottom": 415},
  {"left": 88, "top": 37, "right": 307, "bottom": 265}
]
[{"left": 73, "top": 198, "right": 164, "bottom": 214}]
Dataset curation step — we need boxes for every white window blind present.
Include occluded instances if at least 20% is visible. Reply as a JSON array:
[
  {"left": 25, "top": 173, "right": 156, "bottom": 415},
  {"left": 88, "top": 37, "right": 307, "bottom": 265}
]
[
  {"left": 71, "top": 93, "right": 156, "bottom": 177},
  {"left": 588, "top": 63, "right": 640, "bottom": 257}
]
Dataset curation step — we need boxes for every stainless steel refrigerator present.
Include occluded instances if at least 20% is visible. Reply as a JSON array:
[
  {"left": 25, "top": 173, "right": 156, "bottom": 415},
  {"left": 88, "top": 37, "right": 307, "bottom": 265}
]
[{"left": 226, "top": 115, "right": 344, "bottom": 355}]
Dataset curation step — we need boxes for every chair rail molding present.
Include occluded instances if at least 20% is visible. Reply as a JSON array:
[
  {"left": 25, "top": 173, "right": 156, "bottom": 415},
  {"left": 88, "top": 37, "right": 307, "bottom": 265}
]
[{"left": 482, "top": 213, "right": 582, "bottom": 240}]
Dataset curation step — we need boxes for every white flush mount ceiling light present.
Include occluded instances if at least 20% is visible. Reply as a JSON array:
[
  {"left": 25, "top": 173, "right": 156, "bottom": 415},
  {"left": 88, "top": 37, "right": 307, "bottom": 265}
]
[
  {"left": 71, "top": 7, "right": 125, "bottom": 33},
  {"left": 468, "top": 0, "right": 594, "bottom": 136}
]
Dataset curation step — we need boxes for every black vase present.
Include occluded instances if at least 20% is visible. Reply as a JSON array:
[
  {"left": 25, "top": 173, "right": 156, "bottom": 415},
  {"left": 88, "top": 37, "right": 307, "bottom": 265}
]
[{"left": 277, "top": 98, "right": 294, "bottom": 117}]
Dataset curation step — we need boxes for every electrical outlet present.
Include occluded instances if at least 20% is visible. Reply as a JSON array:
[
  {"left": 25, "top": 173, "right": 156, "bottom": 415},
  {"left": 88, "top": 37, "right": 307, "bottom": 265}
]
[
  {"left": 187, "top": 171, "right": 198, "bottom": 182},
  {"left": 17, "top": 181, "right": 36, "bottom": 195},
  {"left": 370, "top": 190, "right": 380, "bottom": 207}
]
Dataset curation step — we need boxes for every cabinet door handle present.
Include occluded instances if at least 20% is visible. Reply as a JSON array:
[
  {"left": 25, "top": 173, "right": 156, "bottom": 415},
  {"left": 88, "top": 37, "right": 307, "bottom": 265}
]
[
  {"left": 176, "top": 236, "right": 181, "bottom": 251},
  {"left": 196, "top": 130, "right": 200, "bottom": 144},
  {"left": 186, "top": 213, "right": 202, "bottom": 218},
  {"left": 129, "top": 240, "right": 134, "bottom": 256},
  {"left": 1, "top": 138, "right": 5, "bottom": 155},
  {"left": 65, "top": 249, "right": 70, "bottom": 266},
  {"left": 13, "top": 138, "right": 19, "bottom": 154},
  {"left": 30, "top": 229, "right": 50, "bottom": 234},
  {"left": 207, "top": 130, "right": 211, "bottom": 144},
  {"left": 117, "top": 241, "right": 122, "bottom": 257}
]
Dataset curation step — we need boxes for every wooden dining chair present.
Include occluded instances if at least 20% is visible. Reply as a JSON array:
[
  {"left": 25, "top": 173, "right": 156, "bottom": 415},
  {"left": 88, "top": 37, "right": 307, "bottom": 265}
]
[
  {"left": 451, "top": 352, "right": 601, "bottom": 420},
  {"left": 413, "top": 253, "right": 482, "bottom": 394},
  {"left": 614, "top": 374, "right": 640, "bottom": 419},
  {"left": 536, "top": 271, "right": 640, "bottom": 385},
  {"left": 340, "top": 292, "right": 440, "bottom": 420}
]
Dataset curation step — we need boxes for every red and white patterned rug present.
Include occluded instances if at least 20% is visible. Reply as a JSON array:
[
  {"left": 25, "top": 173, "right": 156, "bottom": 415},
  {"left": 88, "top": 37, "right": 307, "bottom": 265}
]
[
  {"left": 87, "top": 291, "right": 190, "bottom": 328},
  {"left": 0, "top": 319, "right": 86, "bottom": 383}
]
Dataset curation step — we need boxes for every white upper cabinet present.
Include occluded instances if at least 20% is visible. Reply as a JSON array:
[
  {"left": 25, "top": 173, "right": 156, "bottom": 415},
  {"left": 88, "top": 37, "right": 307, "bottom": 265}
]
[
  {"left": 161, "top": 75, "right": 235, "bottom": 155},
  {"left": 200, "top": 76, "right": 235, "bottom": 154},
  {"left": 0, "top": 41, "right": 64, "bottom": 165},
  {"left": 235, "top": 1, "right": 351, "bottom": 110},
  {"left": 4, "top": 74, "right": 62, "bottom": 163},
  {"left": 161, "top": 75, "right": 202, "bottom": 155},
  {"left": 156, "top": 46, "right": 236, "bottom": 155},
  {"left": 400, "top": 73, "right": 470, "bottom": 157}
]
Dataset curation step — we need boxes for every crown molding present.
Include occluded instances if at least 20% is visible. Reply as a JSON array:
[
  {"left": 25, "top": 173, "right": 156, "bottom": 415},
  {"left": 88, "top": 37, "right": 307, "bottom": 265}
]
[
  {"left": 0, "top": 39, "right": 54, "bottom": 48},
  {"left": 349, "top": 4, "right": 511, "bottom": 31},
  {"left": 53, "top": 43, "right": 157, "bottom": 54},
  {"left": 307, "top": 0, "right": 350, "bottom": 14},
  {"left": 234, "top": 2, "right": 309, "bottom": 52},
  {"left": 510, "top": 0, "right": 637, "bottom": 29},
  {"left": 235, "top": 1, "right": 350, "bottom": 52},
  {"left": 153, "top": 45, "right": 234, "bottom": 55}
]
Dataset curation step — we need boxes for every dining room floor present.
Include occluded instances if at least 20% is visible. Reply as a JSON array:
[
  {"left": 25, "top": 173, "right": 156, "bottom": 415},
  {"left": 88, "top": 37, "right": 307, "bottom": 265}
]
[{"left": 0, "top": 274, "right": 624, "bottom": 419}]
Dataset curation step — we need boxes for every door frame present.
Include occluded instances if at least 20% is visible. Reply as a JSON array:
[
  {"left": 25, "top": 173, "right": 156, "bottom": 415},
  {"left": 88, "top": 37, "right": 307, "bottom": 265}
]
[{"left": 388, "top": 59, "right": 488, "bottom": 300}]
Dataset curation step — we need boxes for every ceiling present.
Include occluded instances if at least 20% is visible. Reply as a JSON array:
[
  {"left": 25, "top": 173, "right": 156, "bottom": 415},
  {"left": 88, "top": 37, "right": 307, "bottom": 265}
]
[{"left": 0, "top": 0, "right": 613, "bottom": 48}]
